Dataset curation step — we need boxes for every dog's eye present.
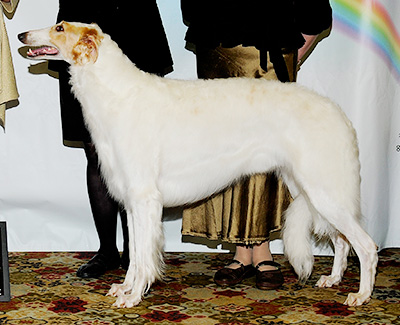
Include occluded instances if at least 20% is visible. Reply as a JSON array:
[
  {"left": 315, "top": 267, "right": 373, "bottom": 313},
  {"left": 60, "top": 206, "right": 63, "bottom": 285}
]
[{"left": 56, "top": 25, "right": 64, "bottom": 32}]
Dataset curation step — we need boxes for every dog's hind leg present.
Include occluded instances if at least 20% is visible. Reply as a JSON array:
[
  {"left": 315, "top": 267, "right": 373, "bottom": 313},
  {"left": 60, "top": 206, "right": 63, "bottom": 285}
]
[
  {"left": 339, "top": 224, "right": 377, "bottom": 306},
  {"left": 307, "top": 195, "right": 378, "bottom": 306},
  {"left": 108, "top": 188, "right": 165, "bottom": 308},
  {"left": 316, "top": 233, "right": 350, "bottom": 288}
]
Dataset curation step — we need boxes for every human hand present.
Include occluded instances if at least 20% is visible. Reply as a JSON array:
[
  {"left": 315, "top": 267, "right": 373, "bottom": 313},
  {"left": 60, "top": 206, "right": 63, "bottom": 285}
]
[{"left": 298, "top": 34, "right": 319, "bottom": 64}]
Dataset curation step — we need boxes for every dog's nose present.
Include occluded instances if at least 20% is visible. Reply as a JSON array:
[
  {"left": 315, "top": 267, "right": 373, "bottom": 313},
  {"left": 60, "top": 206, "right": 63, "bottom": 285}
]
[{"left": 18, "top": 32, "right": 27, "bottom": 43}]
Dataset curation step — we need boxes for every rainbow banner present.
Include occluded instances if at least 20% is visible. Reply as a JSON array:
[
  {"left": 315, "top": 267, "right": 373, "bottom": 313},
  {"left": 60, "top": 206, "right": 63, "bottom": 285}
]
[{"left": 332, "top": 0, "right": 400, "bottom": 81}]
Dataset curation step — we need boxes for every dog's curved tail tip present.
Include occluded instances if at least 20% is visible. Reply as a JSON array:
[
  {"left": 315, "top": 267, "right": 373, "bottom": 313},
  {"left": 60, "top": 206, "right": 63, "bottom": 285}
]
[{"left": 282, "top": 194, "right": 314, "bottom": 281}]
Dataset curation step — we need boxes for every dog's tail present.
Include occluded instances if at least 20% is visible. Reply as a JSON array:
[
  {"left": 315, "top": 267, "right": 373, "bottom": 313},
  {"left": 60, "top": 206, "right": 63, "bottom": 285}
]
[{"left": 282, "top": 193, "right": 314, "bottom": 282}]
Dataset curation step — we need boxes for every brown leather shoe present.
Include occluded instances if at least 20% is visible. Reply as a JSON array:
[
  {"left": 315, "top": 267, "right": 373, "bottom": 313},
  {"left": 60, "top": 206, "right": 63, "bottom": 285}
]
[
  {"left": 214, "top": 259, "right": 256, "bottom": 287},
  {"left": 255, "top": 261, "right": 284, "bottom": 290}
]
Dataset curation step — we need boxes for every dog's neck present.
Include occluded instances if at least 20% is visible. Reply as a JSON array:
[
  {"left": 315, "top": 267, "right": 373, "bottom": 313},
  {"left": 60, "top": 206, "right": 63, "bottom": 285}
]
[
  {"left": 66, "top": 33, "right": 158, "bottom": 151},
  {"left": 69, "top": 34, "right": 151, "bottom": 99}
]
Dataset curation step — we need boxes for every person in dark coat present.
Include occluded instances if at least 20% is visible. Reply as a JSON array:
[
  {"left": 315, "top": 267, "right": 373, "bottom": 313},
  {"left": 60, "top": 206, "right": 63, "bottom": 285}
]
[
  {"left": 181, "top": 0, "right": 332, "bottom": 289},
  {"left": 50, "top": 0, "right": 173, "bottom": 278}
]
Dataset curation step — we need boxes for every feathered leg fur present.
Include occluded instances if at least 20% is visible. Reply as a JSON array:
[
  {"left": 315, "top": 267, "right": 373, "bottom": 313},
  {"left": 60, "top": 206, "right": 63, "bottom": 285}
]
[{"left": 108, "top": 189, "right": 165, "bottom": 308}]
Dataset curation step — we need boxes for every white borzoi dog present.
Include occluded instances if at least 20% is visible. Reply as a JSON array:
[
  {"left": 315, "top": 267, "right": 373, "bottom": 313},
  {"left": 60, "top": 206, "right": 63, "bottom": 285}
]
[{"left": 19, "top": 22, "right": 378, "bottom": 308}]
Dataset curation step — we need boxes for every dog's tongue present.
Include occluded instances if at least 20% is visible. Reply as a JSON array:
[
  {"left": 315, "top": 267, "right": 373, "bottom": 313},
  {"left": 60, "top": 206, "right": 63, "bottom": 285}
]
[{"left": 27, "top": 46, "right": 58, "bottom": 57}]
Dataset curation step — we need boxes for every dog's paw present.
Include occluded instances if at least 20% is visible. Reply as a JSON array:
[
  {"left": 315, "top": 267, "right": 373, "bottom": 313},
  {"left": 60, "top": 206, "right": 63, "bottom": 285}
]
[
  {"left": 107, "top": 283, "right": 132, "bottom": 297},
  {"left": 112, "top": 293, "right": 142, "bottom": 308},
  {"left": 344, "top": 292, "right": 371, "bottom": 306},
  {"left": 316, "top": 275, "right": 341, "bottom": 288}
]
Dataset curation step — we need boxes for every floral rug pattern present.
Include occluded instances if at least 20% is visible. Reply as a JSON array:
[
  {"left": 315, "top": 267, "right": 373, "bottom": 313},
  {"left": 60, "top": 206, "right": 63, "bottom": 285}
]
[{"left": 0, "top": 249, "right": 399, "bottom": 324}]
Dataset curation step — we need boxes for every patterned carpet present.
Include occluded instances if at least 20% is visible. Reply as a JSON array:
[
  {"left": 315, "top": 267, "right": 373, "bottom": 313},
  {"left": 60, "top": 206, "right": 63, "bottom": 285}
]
[{"left": 0, "top": 249, "right": 399, "bottom": 324}]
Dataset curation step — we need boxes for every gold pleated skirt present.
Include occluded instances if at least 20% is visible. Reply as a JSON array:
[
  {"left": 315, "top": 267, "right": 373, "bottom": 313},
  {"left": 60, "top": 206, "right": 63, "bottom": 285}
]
[{"left": 182, "top": 45, "right": 297, "bottom": 245}]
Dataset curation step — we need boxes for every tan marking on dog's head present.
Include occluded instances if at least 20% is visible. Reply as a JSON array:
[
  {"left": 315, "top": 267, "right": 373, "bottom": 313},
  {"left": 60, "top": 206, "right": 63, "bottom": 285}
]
[{"left": 49, "top": 21, "right": 104, "bottom": 65}]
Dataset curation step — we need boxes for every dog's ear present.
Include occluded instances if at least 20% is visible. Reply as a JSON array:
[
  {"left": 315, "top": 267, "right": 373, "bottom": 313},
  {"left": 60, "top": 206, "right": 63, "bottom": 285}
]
[{"left": 72, "top": 29, "right": 102, "bottom": 65}]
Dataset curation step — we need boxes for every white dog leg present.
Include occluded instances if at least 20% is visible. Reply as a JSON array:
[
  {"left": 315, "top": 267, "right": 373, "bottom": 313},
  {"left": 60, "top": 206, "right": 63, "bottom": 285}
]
[
  {"left": 340, "top": 225, "right": 378, "bottom": 306},
  {"left": 108, "top": 191, "right": 164, "bottom": 308},
  {"left": 311, "top": 199, "right": 377, "bottom": 306},
  {"left": 107, "top": 211, "right": 136, "bottom": 298},
  {"left": 316, "top": 234, "right": 350, "bottom": 288},
  {"left": 302, "top": 176, "right": 377, "bottom": 307}
]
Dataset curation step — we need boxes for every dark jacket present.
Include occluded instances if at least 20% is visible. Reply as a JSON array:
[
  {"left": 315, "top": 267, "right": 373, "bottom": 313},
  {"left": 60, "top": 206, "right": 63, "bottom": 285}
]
[
  {"left": 182, "top": 0, "right": 332, "bottom": 51},
  {"left": 181, "top": 0, "right": 332, "bottom": 82},
  {"left": 56, "top": 0, "right": 173, "bottom": 74}
]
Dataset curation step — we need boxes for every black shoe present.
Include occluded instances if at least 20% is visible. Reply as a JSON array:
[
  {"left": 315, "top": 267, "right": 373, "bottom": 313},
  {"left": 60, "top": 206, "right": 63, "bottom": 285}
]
[
  {"left": 255, "top": 260, "right": 284, "bottom": 290},
  {"left": 76, "top": 253, "right": 121, "bottom": 278},
  {"left": 214, "top": 259, "right": 256, "bottom": 287}
]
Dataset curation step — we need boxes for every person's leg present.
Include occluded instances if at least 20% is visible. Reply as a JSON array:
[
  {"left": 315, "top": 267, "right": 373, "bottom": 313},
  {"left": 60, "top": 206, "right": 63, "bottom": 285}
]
[
  {"left": 76, "top": 142, "right": 122, "bottom": 278},
  {"left": 120, "top": 208, "right": 130, "bottom": 270},
  {"left": 214, "top": 242, "right": 281, "bottom": 285},
  {"left": 232, "top": 246, "right": 252, "bottom": 266},
  {"left": 56, "top": 64, "right": 129, "bottom": 278},
  {"left": 206, "top": 47, "right": 294, "bottom": 289},
  {"left": 252, "top": 241, "right": 284, "bottom": 289},
  {"left": 214, "top": 245, "right": 256, "bottom": 286},
  {"left": 226, "top": 242, "right": 275, "bottom": 270},
  {"left": 252, "top": 241, "right": 274, "bottom": 268}
]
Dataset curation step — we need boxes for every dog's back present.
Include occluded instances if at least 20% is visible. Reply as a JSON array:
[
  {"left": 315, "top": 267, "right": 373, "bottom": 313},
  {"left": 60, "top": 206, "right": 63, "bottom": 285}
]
[{"left": 69, "top": 41, "right": 359, "bottom": 208}]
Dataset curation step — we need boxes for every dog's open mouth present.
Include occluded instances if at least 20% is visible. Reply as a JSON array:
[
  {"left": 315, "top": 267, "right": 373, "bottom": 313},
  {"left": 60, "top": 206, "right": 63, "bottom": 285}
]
[{"left": 27, "top": 46, "right": 59, "bottom": 57}]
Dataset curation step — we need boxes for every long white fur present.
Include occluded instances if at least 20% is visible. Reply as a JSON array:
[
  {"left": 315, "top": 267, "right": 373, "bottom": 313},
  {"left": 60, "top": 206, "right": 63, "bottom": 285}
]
[{"left": 19, "top": 22, "right": 378, "bottom": 307}]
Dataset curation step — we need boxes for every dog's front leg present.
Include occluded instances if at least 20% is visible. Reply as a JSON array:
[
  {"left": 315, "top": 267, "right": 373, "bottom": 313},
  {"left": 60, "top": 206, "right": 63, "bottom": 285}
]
[
  {"left": 108, "top": 189, "right": 164, "bottom": 308},
  {"left": 107, "top": 213, "right": 136, "bottom": 298}
]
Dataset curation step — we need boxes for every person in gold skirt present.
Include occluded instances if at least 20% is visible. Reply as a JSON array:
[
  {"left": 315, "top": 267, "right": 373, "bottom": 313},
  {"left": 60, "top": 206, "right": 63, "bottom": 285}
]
[{"left": 180, "top": 0, "right": 332, "bottom": 289}]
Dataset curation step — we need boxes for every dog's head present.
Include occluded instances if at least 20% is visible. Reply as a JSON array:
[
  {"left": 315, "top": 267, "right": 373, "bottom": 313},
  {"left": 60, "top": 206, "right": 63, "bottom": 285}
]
[{"left": 18, "top": 21, "right": 104, "bottom": 65}]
